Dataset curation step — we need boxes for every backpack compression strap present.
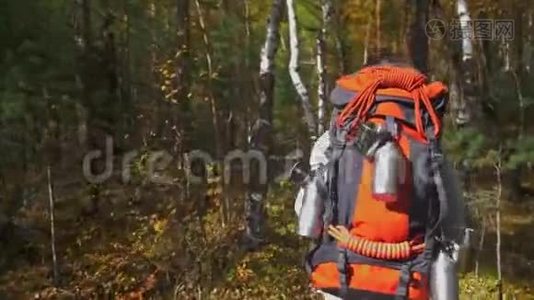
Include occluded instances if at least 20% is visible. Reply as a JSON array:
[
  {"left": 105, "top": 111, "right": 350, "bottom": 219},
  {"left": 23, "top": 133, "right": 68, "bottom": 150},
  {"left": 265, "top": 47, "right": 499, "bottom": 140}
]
[{"left": 336, "top": 66, "right": 443, "bottom": 141}]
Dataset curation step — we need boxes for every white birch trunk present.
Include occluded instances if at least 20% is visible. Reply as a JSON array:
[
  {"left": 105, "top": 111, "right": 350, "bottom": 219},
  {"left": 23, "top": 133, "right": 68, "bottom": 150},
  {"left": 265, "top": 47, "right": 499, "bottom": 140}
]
[
  {"left": 457, "top": 0, "right": 473, "bottom": 62},
  {"left": 455, "top": 0, "right": 479, "bottom": 125},
  {"left": 260, "top": 1, "right": 283, "bottom": 79},
  {"left": 363, "top": 21, "right": 371, "bottom": 65},
  {"left": 286, "top": 0, "right": 317, "bottom": 141}
]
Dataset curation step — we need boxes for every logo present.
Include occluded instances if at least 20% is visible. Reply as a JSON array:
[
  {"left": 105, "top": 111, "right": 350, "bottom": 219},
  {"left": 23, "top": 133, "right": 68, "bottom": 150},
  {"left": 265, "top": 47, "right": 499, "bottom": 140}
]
[{"left": 426, "top": 19, "right": 447, "bottom": 40}]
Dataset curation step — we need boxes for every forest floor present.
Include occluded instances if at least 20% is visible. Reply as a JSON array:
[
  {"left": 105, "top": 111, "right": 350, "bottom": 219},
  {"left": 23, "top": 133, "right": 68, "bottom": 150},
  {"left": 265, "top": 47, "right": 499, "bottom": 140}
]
[{"left": 1, "top": 184, "right": 534, "bottom": 299}]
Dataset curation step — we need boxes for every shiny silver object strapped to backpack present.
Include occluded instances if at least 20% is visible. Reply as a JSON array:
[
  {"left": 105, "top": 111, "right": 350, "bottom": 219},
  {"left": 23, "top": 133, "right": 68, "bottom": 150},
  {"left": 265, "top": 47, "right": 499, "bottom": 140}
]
[{"left": 293, "top": 132, "right": 330, "bottom": 239}]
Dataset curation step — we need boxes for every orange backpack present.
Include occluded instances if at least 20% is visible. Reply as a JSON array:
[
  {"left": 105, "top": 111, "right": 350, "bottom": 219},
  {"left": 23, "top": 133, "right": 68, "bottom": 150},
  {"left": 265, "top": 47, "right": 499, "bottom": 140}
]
[{"left": 307, "top": 65, "right": 448, "bottom": 299}]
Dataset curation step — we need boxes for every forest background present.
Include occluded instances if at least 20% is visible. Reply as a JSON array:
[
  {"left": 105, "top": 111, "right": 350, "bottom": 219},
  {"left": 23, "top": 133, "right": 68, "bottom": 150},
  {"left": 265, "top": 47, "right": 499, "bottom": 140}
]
[{"left": 1, "top": 0, "right": 534, "bottom": 299}]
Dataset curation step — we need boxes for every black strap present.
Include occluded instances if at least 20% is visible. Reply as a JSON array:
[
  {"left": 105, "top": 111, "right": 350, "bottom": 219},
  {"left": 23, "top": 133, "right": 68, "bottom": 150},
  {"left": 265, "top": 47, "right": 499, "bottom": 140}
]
[
  {"left": 328, "top": 127, "right": 351, "bottom": 297},
  {"left": 395, "top": 263, "right": 412, "bottom": 299},
  {"left": 305, "top": 131, "right": 345, "bottom": 275},
  {"left": 337, "top": 248, "right": 349, "bottom": 299},
  {"left": 426, "top": 129, "right": 448, "bottom": 239}
]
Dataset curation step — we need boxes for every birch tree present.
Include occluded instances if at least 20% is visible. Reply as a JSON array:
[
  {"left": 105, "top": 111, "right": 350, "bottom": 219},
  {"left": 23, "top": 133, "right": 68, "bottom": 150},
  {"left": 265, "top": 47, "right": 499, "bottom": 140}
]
[
  {"left": 286, "top": 0, "right": 317, "bottom": 141},
  {"left": 243, "top": 0, "right": 284, "bottom": 249},
  {"left": 455, "top": 0, "right": 477, "bottom": 126}
]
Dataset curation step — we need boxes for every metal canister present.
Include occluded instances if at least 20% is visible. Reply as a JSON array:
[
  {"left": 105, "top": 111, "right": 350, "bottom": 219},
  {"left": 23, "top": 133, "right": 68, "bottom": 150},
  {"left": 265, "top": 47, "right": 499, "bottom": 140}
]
[
  {"left": 430, "top": 243, "right": 460, "bottom": 300},
  {"left": 296, "top": 167, "right": 328, "bottom": 239},
  {"left": 372, "top": 141, "right": 403, "bottom": 202},
  {"left": 353, "top": 122, "right": 379, "bottom": 156}
]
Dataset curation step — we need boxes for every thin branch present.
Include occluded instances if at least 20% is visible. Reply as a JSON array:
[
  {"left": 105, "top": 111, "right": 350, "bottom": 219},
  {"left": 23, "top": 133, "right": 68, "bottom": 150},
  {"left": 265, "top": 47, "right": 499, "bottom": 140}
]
[
  {"left": 47, "top": 166, "right": 59, "bottom": 285},
  {"left": 494, "top": 154, "right": 503, "bottom": 300}
]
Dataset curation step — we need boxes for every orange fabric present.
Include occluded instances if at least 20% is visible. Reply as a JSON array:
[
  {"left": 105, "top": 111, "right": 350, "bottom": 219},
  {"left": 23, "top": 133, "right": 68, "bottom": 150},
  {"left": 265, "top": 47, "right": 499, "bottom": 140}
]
[
  {"left": 311, "top": 263, "right": 429, "bottom": 300},
  {"left": 311, "top": 263, "right": 342, "bottom": 289},
  {"left": 335, "top": 66, "right": 447, "bottom": 141},
  {"left": 350, "top": 133, "right": 412, "bottom": 243},
  {"left": 371, "top": 101, "right": 429, "bottom": 143}
]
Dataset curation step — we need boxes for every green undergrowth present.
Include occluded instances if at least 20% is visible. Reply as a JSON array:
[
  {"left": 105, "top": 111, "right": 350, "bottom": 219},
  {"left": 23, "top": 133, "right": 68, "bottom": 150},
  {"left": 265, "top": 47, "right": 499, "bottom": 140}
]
[
  {"left": 213, "top": 185, "right": 534, "bottom": 300},
  {"left": 1, "top": 184, "right": 534, "bottom": 299}
]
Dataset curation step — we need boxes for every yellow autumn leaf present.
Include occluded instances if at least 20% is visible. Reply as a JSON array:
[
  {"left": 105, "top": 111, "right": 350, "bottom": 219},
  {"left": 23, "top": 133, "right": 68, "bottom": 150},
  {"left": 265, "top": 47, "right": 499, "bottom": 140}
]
[{"left": 153, "top": 218, "right": 168, "bottom": 234}]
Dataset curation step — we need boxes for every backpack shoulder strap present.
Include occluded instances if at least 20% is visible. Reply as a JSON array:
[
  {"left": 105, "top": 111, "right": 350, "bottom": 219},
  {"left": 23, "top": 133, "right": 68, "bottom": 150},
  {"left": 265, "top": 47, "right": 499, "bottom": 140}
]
[{"left": 426, "top": 129, "right": 448, "bottom": 239}]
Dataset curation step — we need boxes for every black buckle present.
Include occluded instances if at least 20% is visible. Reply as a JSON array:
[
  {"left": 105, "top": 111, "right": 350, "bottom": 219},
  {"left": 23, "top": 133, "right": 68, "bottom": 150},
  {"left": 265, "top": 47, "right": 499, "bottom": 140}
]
[{"left": 337, "top": 248, "right": 349, "bottom": 296}]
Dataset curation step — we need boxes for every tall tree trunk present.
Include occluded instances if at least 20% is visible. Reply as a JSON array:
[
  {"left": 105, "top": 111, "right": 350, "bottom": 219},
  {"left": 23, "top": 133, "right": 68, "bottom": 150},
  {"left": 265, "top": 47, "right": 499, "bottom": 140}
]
[
  {"left": 194, "top": 0, "right": 228, "bottom": 225},
  {"left": 505, "top": 5, "right": 528, "bottom": 202},
  {"left": 176, "top": 0, "right": 191, "bottom": 155},
  {"left": 400, "top": 0, "right": 410, "bottom": 55},
  {"left": 73, "top": 0, "right": 92, "bottom": 153},
  {"left": 286, "top": 0, "right": 317, "bottom": 141},
  {"left": 526, "top": 11, "right": 533, "bottom": 73},
  {"left": 457, "top": 0, "right": 473, "bottom": 61},
  {"left": 176, "top": 0, "right": 192, "bottom": 200},
  {"left": 243, "top": 0, "right": 284, "bottom": 249},
  {"left": 432, "top": 0, "right": 478, "bottom": 129},
  {"left": 407, "top": 0, "right": 429, "bottom": 73},
  {"left": 363, "top": 20, "right": 371, "bottom": 64},
  {"left": 375, "top": 0, "right": 381, "bottom": 51},
  {"left": 333, "top": 1, "right": 348, "bottom": 75},
  {"left": 101, "top": 12, "right": 121, "bottom": 140},
  {"left": 316, "top": 0, "right": 331, "bottom": 135}
]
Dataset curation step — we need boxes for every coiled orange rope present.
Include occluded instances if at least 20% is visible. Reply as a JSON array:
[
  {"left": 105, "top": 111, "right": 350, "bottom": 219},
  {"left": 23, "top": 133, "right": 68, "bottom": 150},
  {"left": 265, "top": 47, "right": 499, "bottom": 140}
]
[
  {"left": 336, "top": 66, "right": 442, "bottom": 140},
  {"left": 328, "top": 225, "right": 425, "bottom": 260}
]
